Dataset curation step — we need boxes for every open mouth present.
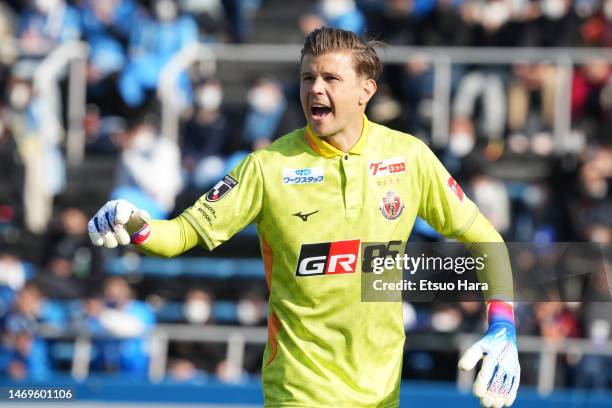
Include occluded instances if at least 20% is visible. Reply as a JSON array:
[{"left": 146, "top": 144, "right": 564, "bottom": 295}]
[{"left": 311, "top": 106, "right": 332, "bottom": 119}]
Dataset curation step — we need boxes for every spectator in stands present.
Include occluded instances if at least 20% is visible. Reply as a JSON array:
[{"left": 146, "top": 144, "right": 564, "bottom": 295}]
[
  {"left": 366, "top": 84, "right": 403, "bottom": 129},
  {"left": 0, "top": 99, "right": 24, "bottom": 230},
  {"left": 507, "top": 63, "right": 557, "bottom": 155},
  {"left": 0, "top": 254, "right": 28, "bottom": 325},
  {"left": 461, "top": 0, "right": 515, "bottom": 46},
  {"left": 83, "top": 104, "right": 126, "bottom": 154},
  {"left": 169, "top": 288, "right": 224, "bottom": 376},
  {"left": 457, "top": 301, "right": 485, "bottom": 333},
  {"left": 118, "top": 0, "right": 198, "bottom": 107},
  {"left": 178, "top": 0, "right": 225, "bottom": 40},
  {"left": 354, "top": 0, "right": 418, "bottom": 44},
  {"left": 535, "top": 302, "right": 581, "bottom": 341},
  {"left": 215, "top": 359, "right": 249, "bottom": 383},
  {"left": 535, "top": 0, "right": 581, "bottom": 46},
  {"left": 534, "top": 301, "right": 581, "bottom": 386},
  {"left": 451, "top": 66, "right": 508, "bottom": 160},
  {"left": 0, "top": 314, "right": 50, "bottom": 380},
  {"left": 183, "top": 288, "right": 214, "bottom": 325},
  {"left": 570, "top": 147, "right": 612, "bottom": 242},
  {"left": 5, "top": 282, "right": 65, "bottom": 327},
  {"left": 79, "top": 0, "right": 136, "bottom": 46},
  {"left": 78, "top": 0, "right": 139, "bottom": 109},
  {"left": 5, "top": 60, "right": 66, "bottom": 233},
  {"left": 430, "top": 304, "right": 463, "bottom": 333},
  {"left": 571, "top": 60, "right": 612, "bottom": 145},
  {"left": 236, "top": 289, "right": 266, "bottom": 326},
  {"left": 221, "top": 0, "right": 262, "bottom": 42},
  {"left": 85, "top": 276, "right": 155, "bottom": 375},
  {"left": 0, "top": 2, "right": 17, "bottom": 66},
  {"left": 469, "top": 174, "right": 511, "bottom": 236},
  {"left": 579, "top": 0, "right": 612, "bottom": 47},
  {"left": 299, "top": 0, "right": 366, "bottom": 36},
  {"left": 112, "top": 114, "right": 183, "bottom": 219},
  {"left": 0, "top": 281, "right": 69, "bottom": 380},
  {"left": 513, "top": 182, "right": 566, "bottom": 242},
  {"left": 574, "top": 267, "right": 612, "bottom": 389},
  {"left": 242, "top": 77, "right": 287, "bottom": 150},
  {"left": 417, "top": 0, "right": 470, "bottom": 46},
  {"left": 166, "top": 357, "right": 208, "bottom": 383},
  {"left": 35, "top": 207, "right": 104, "bottom": 299},
  {"left": 399, "top": 55, "right": 464, "bottom": 141},
  {"left": 182, "top": 78, "right": 233, "bottom": 189},
  {"left": 17, "top": 0, "right": 81, "bottom": 57}
]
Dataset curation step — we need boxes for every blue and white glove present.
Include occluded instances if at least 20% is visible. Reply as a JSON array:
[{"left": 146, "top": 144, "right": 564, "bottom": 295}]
[
  {"left": 88, "top": 199, "right": 151, "bottom": 248},
  {"left": 458, "top": 301, "right": 520, "bottom": 408}
]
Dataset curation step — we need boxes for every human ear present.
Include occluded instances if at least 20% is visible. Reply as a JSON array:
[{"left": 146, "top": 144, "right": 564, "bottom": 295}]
[{"left": 359, "top": 79, "right": 377, "bottom": 105}]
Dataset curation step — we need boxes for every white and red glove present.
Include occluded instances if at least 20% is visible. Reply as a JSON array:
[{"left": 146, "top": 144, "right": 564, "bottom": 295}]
[
  {"left": 87, "top": 199, "right": 151, "bottom": 248},
  {"left": 459, "top": 301, "right": 520, "bottom": 408}
]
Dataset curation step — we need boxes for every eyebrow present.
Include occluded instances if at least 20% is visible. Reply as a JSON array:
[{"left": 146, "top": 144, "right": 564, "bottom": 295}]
[{"left": 300, "top": 70, "right": 342, "bottom": 78}]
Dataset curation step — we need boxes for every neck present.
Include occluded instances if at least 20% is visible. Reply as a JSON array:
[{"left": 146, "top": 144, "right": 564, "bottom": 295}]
[{"left": 323, "top": 116, "right": 364, "bottom": 153}]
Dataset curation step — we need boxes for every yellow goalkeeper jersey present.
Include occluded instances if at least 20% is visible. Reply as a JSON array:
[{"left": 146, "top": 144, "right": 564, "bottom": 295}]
[{"left": 182, "top": 115, "right": 479, "bottom": 407}]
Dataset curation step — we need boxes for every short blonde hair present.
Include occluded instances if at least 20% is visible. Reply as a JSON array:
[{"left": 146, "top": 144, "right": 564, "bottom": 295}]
[{"left": 301, "top": 27, "right": 384, "bottom": 81}]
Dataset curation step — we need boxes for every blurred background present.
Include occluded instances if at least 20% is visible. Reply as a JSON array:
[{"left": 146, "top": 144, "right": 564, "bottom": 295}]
[{"left": 0, "top": 0, "right": 611, "bottom": 406}]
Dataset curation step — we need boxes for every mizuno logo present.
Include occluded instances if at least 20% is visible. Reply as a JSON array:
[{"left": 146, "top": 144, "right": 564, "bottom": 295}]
[{"left": 292, "top": 210, "right": 319, "bottom": 222}]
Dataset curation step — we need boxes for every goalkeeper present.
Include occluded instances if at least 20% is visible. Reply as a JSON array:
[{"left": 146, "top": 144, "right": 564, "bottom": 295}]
[{"left": 89, "top": 27, "right": 519, "bottom": 408}]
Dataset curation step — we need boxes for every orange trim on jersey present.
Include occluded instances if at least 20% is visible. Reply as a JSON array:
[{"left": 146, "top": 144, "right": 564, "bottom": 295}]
[
  {"left": 262, "top": 236, "right": 273, "bottom": 290},
  {"left": 265, "top": 311, "right": 281, "bottom": 367},
  {"left": 304, "top": 130, "right": 320, "bottom": 155}
]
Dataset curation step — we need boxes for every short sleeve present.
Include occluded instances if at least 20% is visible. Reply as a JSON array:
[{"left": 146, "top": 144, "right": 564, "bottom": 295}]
[
  {"left": 417, "top": 142, "right": 479, "bottom": 238},
  {"left": 182, "top": 153, "right": 263, "bottom": 249}
]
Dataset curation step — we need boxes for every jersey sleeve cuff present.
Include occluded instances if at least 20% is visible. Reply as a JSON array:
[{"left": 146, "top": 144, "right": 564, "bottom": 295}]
[{"left": 181, "top": 211, "right": 217, "bottom": 251}]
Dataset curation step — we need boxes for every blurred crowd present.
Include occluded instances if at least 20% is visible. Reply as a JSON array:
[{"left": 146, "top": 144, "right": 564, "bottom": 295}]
[{"left": 0, "top": 0, "right": 611, "bottom": 390}]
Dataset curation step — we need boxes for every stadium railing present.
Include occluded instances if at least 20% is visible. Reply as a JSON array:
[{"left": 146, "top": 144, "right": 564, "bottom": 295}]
[{"left": 36, "top": 324, "right": 612, "bottom": 397}]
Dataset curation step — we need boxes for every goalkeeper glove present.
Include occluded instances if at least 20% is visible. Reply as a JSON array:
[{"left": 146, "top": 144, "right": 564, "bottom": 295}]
[
  {"left": 458, "top": 301, "right": 520, "bottom": 408},
  {"left": 88, "top": 199, "right": 151, "bottom": 248}
]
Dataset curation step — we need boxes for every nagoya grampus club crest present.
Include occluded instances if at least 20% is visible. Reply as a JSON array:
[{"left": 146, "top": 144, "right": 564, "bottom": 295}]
[{"left": 380, "top": 191, "right": 404, "bottom": 220}]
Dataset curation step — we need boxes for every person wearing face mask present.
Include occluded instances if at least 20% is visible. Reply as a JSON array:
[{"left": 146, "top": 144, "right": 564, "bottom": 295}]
[
  {"left": 535, "top": 0, "right": 581, "bottom": 46},
  {"left": 5, "top": 62, "right": 66, "bottom": 234},
  {"left": 167, "top": 287, "right": 225, "bottom": 376},
  {"left": 118, "top": 0, "right": 198, "bottom": 107},
  {"left": 112, "top": 113, "right": 183, "bottom": 219},
  {"left": 242, "top": 77, "right": 288, "bottom": 150},
  {"left": 83, "top": 277, "right": 155, "bottom": 376},
  {"left": 182, "top": 79, "right": 234, "bottom": 189},
  {"left": 183, "top": 288, "right": 214, "bottom": 325},
  {"left": 17, "top": 0, "right": 81, "bottom": 56},
  {"left": 299, "top": 0, "right": 366, "bottom": 37},
  {"left": 451, "top": 65, "right": 507, "bottom": 160},
  {"left": 78, "top": 0, "right": 139, "bottom": 95}
]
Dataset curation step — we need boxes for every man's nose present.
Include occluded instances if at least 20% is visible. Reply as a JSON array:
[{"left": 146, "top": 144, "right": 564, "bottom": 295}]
[{"left": 310, "top": 77, "right": 325, "bottom": 94}]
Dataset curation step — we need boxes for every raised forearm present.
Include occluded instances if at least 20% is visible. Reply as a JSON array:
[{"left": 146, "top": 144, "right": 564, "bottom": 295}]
[{"left": 136, "top": 215, "right": 203, "bottom": 258}]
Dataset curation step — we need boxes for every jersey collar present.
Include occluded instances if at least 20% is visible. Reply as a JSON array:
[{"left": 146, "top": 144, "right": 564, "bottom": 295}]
[{"left": 304, "top": 115, "right": 371, "bottom": 158}]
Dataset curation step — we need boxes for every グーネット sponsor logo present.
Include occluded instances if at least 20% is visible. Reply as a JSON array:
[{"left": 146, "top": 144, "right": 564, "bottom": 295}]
[{"left": 369, "top": 157, "right": 406, "bottom": 177}]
